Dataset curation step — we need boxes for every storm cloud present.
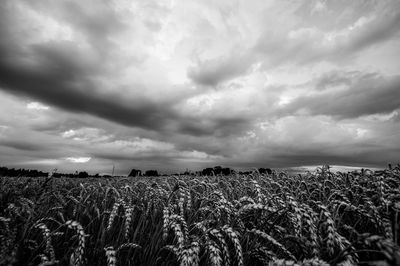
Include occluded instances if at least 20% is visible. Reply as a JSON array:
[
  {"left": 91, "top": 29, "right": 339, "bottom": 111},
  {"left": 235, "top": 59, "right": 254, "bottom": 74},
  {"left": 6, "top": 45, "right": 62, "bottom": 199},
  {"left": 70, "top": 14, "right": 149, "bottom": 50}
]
[{"left": 281, "top": 72, "right": 400, "bottom": 119}]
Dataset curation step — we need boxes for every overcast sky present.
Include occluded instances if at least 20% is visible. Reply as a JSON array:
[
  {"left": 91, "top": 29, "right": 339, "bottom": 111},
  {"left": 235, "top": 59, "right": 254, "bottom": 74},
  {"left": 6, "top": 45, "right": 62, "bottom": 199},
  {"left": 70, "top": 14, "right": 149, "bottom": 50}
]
[{"left": 1, "top": 0, "right": 400, "bottom": 174}]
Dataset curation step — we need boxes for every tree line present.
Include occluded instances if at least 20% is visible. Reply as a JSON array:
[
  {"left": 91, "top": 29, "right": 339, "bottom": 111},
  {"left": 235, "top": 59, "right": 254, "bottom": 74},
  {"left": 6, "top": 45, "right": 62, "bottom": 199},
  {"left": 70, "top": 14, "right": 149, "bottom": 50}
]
[
  {"left": 0, "top": 166, "right": 92, "bottom": 178},
  {"left": 0, "top": 166, "right": 49, "bottom": 177},
  {"left": 128, "top": 166, "right": 272, "bottom": 177},
  {"left": 0, "top": 165, "right": 272, "bottom": 178}
]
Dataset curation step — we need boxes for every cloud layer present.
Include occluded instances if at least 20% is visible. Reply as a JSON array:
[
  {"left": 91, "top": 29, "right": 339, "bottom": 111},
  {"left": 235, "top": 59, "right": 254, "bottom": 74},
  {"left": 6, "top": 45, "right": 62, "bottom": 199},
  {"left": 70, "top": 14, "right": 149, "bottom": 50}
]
[{"left": 0, "top": 0, "right": 399, "bottom": 174}]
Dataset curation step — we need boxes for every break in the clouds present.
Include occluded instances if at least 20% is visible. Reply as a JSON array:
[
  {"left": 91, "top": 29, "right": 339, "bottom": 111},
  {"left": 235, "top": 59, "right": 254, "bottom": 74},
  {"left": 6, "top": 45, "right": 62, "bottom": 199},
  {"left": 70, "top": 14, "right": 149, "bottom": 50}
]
[{"left": 0, "top": 0, "right": 400, "bottom": 174}]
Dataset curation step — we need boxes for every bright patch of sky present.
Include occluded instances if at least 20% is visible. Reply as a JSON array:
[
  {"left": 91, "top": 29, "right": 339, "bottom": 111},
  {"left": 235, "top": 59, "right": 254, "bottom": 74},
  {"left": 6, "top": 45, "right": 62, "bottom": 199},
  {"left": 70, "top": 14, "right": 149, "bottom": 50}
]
[{"left": 65, "top": 157, "right": 91, "bottom": 163}]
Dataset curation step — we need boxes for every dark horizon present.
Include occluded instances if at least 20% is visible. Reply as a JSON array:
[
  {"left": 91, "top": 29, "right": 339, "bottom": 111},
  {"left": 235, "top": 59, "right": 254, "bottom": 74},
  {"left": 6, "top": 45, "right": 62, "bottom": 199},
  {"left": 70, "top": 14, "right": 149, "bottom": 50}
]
[{"left": 0, "top": 162, "right": 389, "bottom": 177}]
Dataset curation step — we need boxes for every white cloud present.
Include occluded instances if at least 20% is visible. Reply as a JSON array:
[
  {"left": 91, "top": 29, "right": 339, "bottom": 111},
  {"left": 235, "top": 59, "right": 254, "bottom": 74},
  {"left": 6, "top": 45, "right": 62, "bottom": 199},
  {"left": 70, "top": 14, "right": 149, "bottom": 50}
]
[
  {"left": 65, "top": 157, "right": 91, "bottom": 163},
  {"left": 356, "top": 128, "right": 368, "bottom": 139},
  {"left": 176, "top": 150, "right": 223, "bottom": 161},
  {"left": 62, "top": 129, "right": 76, "bottom": 138},
  {"left": 61, "top": 128, "right": 110, "bottom": 142},
  {"left": 27, "top": 102, "right": 50, "bottom": 110}
]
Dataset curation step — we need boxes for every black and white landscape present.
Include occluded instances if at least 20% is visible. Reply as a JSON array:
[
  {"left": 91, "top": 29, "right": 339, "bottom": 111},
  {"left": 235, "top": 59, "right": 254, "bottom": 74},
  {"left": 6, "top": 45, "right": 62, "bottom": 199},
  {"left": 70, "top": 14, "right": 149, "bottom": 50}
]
[
  {"left": 1, "top": 2, "right": 400, "bottom": 266},
  {"left": 0, "top": 0, "right": 399, "bottom": 175}
]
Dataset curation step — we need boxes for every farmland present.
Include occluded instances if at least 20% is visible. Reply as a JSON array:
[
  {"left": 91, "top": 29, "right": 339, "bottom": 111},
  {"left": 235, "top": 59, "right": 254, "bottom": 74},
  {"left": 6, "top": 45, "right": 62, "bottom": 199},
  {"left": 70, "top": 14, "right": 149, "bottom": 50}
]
[{"left": 1, "top": 165, "right": 400, "bottom": 266}]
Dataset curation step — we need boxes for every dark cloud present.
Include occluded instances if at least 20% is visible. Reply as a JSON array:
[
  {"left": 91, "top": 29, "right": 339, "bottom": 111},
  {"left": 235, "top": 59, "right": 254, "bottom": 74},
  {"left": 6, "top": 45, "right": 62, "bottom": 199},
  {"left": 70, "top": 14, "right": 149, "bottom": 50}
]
[
  {"left": 0, "top": 140, "right": 45, "bottom": 151},
  {"left": 0, "top": 47, "right": 178, "bottom": 131},
  {"left": 281, "top": 72, "right": 400, "bottom": 119},
  {"left": 0, "top": 1, "right": 180, "bottom": 133},
  {"left": 0, "top": 1, "right": 253, "bottom": 139},
  {"left": 178, "top": 116, "right": 252, "bottom": 137},
  {"left": 0, "top": 42, "right": 251, "bottom": 138},
  {"left": 92, "top": 152, "right": 175, "bottom": 162}
]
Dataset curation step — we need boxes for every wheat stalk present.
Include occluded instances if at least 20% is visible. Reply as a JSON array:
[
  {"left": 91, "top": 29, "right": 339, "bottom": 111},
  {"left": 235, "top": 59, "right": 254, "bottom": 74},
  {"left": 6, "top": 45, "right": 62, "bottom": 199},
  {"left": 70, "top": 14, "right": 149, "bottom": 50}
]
[
  {"left": 249, "top": 229, "right": 296, "bottom": 260},
  {"left": 66, "top": 220, "right": 87, "bottom": 266},
  {"left": 222, "top": 226, "right": 243, "bottom": 266},
  {"left": 179, "top": 241, "right": 200, "bottom": 266},
  {"left": 35, "top": 223, "right": 56, "bottom": 262},
  {"left": 104, "top": 246, "right": 116, "bottom": 266},
  {"left": 206, "top": 240, "right": 222, "bottom": 266},
  {"left": 107, "top": 199, "right": 121, "bottom": 231},
  {"left": 210, "top": 229, "right": 231, "bottom": 266}
]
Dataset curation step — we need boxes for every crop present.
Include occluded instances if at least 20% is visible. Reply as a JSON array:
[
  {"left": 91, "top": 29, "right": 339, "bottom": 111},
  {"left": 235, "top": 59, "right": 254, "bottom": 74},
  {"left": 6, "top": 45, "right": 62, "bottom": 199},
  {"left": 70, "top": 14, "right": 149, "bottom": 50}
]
[{"left": 1, "top": 165, "right": 400, "bottom": 265}]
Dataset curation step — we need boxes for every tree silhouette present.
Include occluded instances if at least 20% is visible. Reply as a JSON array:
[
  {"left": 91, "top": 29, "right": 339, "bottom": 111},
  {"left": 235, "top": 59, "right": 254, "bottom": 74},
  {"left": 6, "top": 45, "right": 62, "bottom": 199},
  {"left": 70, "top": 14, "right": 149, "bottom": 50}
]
[
  {"left": 145, "top": 170, "right": 158, "bottom": 177},
  {"left": 129, "top": 169, "right": 142, "bottom": 177},
  {"left": 78, "top": 171, "right": 89, "bottom": 178}
]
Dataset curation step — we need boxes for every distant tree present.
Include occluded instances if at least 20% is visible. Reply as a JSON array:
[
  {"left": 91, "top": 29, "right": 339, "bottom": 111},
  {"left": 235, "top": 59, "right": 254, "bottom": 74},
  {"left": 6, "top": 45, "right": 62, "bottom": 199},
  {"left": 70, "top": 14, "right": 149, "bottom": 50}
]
[
  {"left": 145, "top": 170, "right": 158, "bottom": 177},
  {"left": 0, "top": 167, "right": 6, "bottom": 176},
  {"left": 213, "top": 166, "right": 222, "bottom": 175},
  {"left": 221, "top": 168, "right": 233, "bottom": 175},
  {"left": 78, "top": 171, "right": 89, "bottom": 178},
  {"left": 129, "top": 169, "right": 142, "bottom": 177},
  {"left": 200, "top": 166, "right": 234, "bottom": 176},
  {"left": 201, "top": 168, "right": 214, "bottom": 176}
]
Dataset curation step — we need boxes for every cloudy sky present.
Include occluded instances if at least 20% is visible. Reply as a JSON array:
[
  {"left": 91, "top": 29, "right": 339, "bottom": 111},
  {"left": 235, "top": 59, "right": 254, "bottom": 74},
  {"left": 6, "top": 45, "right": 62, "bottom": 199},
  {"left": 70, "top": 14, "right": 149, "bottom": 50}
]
[{"left": 1, "top": 0, "right": 400, "bottom": 175}]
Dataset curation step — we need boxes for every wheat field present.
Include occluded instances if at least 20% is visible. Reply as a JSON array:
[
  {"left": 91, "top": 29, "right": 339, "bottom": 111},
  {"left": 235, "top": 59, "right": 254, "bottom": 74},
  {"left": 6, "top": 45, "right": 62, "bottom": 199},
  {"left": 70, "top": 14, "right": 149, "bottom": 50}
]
[{"left": 1, "top": 165, "right": 400, "bottom": 266}]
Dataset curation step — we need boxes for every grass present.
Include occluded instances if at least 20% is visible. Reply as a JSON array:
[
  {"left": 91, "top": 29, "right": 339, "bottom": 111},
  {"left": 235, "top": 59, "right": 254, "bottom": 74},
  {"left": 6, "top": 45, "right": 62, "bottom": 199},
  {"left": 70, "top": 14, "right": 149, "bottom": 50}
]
[{"left": 1, "top": 165, "right": 400, "bottom": 265}]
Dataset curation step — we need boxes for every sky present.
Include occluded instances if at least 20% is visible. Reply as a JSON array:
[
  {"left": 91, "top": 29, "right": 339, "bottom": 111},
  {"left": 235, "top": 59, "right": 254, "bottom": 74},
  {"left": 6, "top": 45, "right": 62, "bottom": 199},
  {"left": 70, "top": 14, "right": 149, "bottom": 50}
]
[{"left": 0, "top": 0, "right": 400, "bottom": 175}]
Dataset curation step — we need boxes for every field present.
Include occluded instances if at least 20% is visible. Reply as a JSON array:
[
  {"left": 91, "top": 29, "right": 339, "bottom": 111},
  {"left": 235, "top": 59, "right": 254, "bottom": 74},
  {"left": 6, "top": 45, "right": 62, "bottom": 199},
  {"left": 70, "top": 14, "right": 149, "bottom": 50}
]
[{"left": 1, "top": 166, "right": 400, "bottom": 266}]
